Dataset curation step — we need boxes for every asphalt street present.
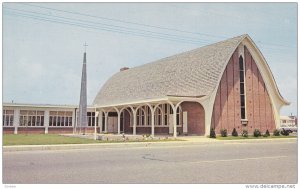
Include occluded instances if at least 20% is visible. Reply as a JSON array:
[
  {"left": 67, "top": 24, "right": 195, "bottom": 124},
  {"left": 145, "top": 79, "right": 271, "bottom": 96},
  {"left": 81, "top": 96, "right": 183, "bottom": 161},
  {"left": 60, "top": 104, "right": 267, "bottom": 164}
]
[{"left": 3, "top": 140, "right": 297, "bottom": 184}]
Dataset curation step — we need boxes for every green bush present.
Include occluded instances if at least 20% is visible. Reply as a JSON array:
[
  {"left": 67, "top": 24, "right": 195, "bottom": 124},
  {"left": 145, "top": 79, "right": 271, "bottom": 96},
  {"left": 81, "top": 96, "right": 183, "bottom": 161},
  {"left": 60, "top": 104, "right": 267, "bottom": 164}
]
[
  {"left": 232, "top": 128, "right": 238, "bottom": 137},
  {"left": 280, "top": 129, "right": 289, "bottom": 136},
  {"left": 273, "top": 129, "right": 280, "bottom": 136},
  {"left": 265, "top": 129, "right": 270, "bottom": 137},
  {"left": 242, "top": 130, "right": 248, "bottom": 137},
  {"left": 220, "top": 128, "right": 228, "bottom": 137},
  {"left": 263, "top": 134, "right": 268, "bottom": 137},
  {"left": 210, "top": 128, "right": 216, "bottom": 138},
  {"left": 253, "top": 129, "right": 261, "bottom": 137}
]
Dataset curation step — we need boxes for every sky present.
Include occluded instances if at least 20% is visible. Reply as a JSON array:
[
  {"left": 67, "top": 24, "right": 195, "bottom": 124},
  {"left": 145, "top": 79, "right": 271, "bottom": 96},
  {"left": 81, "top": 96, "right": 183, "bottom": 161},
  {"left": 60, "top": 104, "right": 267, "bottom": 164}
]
[{"left": 3, "top": 2, "right": 297, "bottom": 116}]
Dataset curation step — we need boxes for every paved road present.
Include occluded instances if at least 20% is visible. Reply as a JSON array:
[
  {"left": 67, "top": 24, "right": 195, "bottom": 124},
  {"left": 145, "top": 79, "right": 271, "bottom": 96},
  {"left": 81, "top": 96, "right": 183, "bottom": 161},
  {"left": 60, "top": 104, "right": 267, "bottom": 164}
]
[{"left": 3, "top": 140, "right": 297, "bottom": 184}]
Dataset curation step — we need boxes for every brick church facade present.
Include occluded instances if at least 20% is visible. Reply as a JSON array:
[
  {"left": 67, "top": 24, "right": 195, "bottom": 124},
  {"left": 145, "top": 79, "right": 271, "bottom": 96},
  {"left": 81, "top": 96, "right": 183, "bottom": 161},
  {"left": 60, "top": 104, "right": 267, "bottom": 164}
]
[{"left": 3, "top": 34, "right": 289, "bottom": 136}]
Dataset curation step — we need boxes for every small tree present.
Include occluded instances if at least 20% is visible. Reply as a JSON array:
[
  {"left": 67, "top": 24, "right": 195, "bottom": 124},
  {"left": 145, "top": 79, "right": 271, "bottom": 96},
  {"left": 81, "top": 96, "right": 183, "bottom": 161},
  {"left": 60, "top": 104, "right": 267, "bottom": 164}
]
[
  {"left": 220, "top": 128, "right": 228, "bottom": 137},
  {"left": 253, "top": 129, "right": 261, "bottom": 137},
  {"left": 210, "top": 128, "right": 216, "bottom": 138},
  {"left": 242, "top": 130, "right": 248, "bottom": 137},
  {"left": 232, "top": 128, "right": 238, "bottom": 137}
]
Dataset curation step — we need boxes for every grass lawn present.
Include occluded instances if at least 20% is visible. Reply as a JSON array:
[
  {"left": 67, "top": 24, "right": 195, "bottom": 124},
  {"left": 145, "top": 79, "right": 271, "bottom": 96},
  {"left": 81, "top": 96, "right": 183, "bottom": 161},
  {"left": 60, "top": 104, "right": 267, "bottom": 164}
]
[
  {"left": 3, "top": 134, "right": 182, "bottom": 146},
  {"left": 215, "top": 135, "right": 297, "bottom": 140},
  {"left": 3, "top": 134, "right": 100, "bottom": 146}
]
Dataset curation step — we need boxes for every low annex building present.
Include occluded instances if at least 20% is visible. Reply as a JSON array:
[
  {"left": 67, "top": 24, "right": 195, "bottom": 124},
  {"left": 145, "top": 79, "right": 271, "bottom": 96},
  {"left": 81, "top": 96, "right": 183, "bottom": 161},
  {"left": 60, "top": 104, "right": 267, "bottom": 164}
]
[{"left": 3, "top": 34, "right": 289, "bottom": 137}]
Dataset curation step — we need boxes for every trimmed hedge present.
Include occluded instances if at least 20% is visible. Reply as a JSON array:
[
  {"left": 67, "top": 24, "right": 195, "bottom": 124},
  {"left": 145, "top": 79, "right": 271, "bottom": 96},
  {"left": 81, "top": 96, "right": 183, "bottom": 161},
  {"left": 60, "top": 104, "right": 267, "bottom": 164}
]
[
  {"left": 273, "top": 129, "right": 280, "bottom": 136},
  {"left": 253, "top": 129, "right": 261, "bottom": 137},
  {"left": 210, "top": 128, "right": 216, "bottom": 138},
  {"left": 220, "top": 128, "right": 228, "bottom": 137},
  {"left": 232, "top": 128, "right": 238, "bottom": 137},
  {"left": 280, "top": 129, "right": 289, "bottom": 136},
  {"left": 242, "top": 130, "right": 248, "bottom": 137}
]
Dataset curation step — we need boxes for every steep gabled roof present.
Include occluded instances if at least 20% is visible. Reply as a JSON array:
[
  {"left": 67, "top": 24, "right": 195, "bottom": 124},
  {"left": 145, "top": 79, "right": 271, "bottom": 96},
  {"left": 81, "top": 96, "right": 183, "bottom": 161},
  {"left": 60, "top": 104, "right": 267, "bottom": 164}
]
[{"left": 93, "top": 35, "right": 246, "bottom": 106}]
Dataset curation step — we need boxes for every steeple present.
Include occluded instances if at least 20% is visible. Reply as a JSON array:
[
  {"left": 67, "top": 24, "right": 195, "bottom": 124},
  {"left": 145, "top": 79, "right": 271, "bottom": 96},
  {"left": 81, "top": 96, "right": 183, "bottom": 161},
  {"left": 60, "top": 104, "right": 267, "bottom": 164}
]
[{"left": 78, "top": 43, "right": 88, "bottom": 135}]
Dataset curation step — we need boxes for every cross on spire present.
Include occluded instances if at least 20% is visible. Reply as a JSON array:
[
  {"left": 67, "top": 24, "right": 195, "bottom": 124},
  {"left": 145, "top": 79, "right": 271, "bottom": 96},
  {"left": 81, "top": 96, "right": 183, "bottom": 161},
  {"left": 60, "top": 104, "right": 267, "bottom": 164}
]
[{"left": 84, "top": 42, "right": 88, "bottom": 52}]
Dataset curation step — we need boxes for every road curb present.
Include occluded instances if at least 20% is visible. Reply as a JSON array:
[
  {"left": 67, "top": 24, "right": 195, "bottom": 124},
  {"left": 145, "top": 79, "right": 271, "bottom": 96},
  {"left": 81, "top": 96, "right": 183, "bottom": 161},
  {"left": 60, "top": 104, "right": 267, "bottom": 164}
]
[{"left": 3, "top": 138, "right": 296, "bottom": 152}]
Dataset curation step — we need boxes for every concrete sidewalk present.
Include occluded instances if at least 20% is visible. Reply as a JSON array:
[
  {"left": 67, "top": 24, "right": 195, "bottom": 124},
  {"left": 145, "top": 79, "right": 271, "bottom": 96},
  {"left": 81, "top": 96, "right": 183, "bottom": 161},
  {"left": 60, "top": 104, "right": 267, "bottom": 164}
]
[{"left": 3, "top": 137, "right": 296, "bottom": 152}]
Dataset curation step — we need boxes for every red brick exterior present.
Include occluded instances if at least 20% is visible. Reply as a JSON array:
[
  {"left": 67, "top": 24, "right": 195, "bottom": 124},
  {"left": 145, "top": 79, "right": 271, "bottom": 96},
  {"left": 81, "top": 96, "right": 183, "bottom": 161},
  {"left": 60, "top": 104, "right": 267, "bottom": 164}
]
[
  {"left": 181, "top": 102, "right": 205, "bottom": 136},
  {"left": 3, "top": 127, "right": 14, "bottom": 134},
  {"left": 17, "top": 127, "right": 45, "bottom": 134},
  {"left": 211, "top": 47, "right": 276, "bottom": 135}
]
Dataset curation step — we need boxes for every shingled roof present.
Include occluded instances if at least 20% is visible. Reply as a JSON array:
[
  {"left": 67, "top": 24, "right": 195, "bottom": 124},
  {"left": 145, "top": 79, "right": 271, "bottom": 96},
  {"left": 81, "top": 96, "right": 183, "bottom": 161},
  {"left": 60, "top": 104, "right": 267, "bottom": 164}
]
[{"left": 93, "top": 34, "right": 247, "bottom": 107}]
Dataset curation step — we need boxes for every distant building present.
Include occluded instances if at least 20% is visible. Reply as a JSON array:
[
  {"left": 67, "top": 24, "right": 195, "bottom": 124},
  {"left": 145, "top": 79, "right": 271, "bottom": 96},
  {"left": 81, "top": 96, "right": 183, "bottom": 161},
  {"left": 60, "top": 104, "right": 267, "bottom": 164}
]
[
  {"left": 3, "top": 34, "right": 289, "bottom": 136},
  {"left": 280, "top": 115, "right": 297, "bottom": 130},
  {"left": 2, "top": 103, "right": 99, "bottom": 134}
]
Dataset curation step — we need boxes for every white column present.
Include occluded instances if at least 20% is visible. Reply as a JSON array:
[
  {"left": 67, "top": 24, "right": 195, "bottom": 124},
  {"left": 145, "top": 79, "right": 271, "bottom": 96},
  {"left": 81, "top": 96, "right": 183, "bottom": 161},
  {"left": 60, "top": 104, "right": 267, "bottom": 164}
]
[
  {"left": 99, "top": 110, "right": 103, "bottom": 133},
  {"left": 151, "top": 109, "right": 155, "bottom": 137},
  {"left": 44, "top": 110, "right": 49, "bottom": 134},
  {"left": 133, "top": 111, "right": 137, "bottom": 135},
  {"left": 73, "top": 109, "right": 77, "bottom": 134},
  {"left": 173, "top": 111, "right": 177, "bottom": 138},
  {"left": 13, "top": 109, "right": 20, "bottom": 135},
  {"left": 104, "top": 112, "right": 108, "bottom": 133},
  {"left": 94, "top": 108, "right": 97, "bottom": 140}
]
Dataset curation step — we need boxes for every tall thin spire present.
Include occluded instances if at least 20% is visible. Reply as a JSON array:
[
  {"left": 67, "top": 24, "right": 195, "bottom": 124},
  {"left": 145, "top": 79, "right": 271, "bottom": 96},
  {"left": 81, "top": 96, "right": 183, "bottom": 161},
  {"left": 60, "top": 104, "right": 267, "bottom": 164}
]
[{"left": 78, "top": 43, "right": 88, "bottom": 135}]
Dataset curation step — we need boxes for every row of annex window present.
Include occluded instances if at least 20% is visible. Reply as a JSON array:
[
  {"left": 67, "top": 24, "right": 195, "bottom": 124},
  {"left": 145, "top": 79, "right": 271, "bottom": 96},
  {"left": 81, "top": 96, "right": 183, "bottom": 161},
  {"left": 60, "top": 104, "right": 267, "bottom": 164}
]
[
  {"left": 75, "top": 112, "right": 98, "bottom": 127},
  {"left": 3, "top": 110, "right": 98, "bottom": 127},
  {"left": 3, "top": 110, "right": 14, "bottom": 126}
]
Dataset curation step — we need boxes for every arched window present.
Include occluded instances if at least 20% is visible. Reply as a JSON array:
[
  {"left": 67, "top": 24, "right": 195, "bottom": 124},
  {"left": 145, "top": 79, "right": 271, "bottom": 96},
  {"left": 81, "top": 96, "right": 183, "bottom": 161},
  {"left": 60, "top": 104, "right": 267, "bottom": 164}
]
[
  {"left": 154, "top": 106, "right": 163, "bottom": 126},
  {"left": 164, "top": 104, "right": 168, "bottom": 126},
  {"left": 239, "top": 56, "right": 246, "bottom": 119},
  {"left": 141, "top": 107, "right": 145, "bottom": 126},
  {"left": 147, "top": 106, "right": 151, "bottom": 126},
  {"left": 158, "top": 107, "right": 161, "bottom": 125},
  {"left": 176, "top": 107, "right": 180, "bottom": 125},
  {"left": 137, "top": 108, "right": 140, "bottom": 126}
]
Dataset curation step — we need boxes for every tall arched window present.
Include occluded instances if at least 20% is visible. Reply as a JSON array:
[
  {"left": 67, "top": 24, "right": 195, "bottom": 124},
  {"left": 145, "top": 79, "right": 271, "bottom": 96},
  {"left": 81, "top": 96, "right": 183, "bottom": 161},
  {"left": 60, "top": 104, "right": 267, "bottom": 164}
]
[
  {"left": 141, "top": 107, "right": 145, "bottom": 126},
  {"left": 147, "top": 106, "right": 151, "bottom": 126},
  {"left": 176, "top": 107, "right": 180, "bottom": 125},
  {"left": 239, "top": 56, "right": 246, "bottom": 119}
]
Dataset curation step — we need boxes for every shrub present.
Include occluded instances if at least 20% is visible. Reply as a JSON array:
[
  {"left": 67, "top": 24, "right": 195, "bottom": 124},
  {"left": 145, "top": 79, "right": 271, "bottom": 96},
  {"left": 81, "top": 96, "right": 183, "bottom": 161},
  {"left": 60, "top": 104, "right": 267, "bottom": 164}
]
[
  {"left": 253, "top": 129, "right": 261, "bottom": 137},
  {"left": 232, "top": 128, "right": 238, "bottom": 137},
  {"left": 242, "top": 130, "right": 248, "bottom": 137},
  {"left": 210, "top": 128, "right": 216, "bottom": 138},
  {"left": 263, "top": 134, "right": 268, "bottom": 137},
  {"left": 220, "top": 128, "right": 228, "bottom": 137},
  {"left": 273, "top": 129, "right": 280, "bottom": 136},
  {"left": 265, "top": 129, "right": 270, "bottom": 137},
  {"left": 280, "top": 129, "right": 289, "bottom": 136}
]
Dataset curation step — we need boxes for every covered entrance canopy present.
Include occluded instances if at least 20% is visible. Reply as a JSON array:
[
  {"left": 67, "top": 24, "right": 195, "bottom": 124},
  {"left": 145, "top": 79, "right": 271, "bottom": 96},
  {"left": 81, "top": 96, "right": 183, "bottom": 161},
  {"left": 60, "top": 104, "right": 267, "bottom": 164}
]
[{"left": 94, "top": 96, "right": 208, "bottom": 137}]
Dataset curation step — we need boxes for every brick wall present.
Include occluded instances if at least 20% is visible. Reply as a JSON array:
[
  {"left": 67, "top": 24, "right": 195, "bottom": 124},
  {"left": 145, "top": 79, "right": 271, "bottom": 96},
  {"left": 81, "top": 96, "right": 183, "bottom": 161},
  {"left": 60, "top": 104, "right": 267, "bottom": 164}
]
[
  {"left": 3, "top": 127, "right": 14, "bottom": 134},
  {"left": 181, "top": 102, "right": 205, "bottom": 135},
  {"left": 17, "top": 127, "right": 45, "bottom": 134},
  {"left": 211, "top": 47, "right": 275, "bottom": 135}
]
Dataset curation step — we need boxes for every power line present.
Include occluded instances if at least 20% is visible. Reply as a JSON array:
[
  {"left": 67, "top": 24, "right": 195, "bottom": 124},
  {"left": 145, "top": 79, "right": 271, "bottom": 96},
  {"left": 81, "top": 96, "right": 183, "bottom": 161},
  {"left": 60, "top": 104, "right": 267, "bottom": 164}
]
[
  {"left": 20, "top": 3, "right": 225, "bottom": 40},
  {"left": 5, "top": 4, "right": 295, "bottom": 50},
  {"left": 20, "top": 3, "right": 295, "bottom": 49},
  {"left": 4, "top": 6, "right": 213, "bottom": 44},
  {"left": 4, "top": 10, "right": 207, "bottom": 45}
]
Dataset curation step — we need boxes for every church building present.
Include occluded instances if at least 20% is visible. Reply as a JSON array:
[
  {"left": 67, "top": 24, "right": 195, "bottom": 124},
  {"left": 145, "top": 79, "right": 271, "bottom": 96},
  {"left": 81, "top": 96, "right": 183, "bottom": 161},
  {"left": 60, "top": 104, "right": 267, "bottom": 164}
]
[{"left": 3, "top": 34, "right": 289, "bottom": 137}]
